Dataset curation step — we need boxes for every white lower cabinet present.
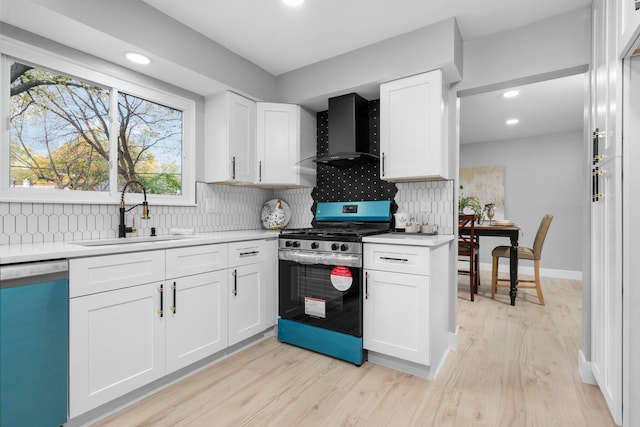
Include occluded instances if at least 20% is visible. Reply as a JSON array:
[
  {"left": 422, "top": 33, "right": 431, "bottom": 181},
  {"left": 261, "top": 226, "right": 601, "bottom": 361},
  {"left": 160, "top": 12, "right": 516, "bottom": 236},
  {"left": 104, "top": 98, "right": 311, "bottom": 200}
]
[
  {"left": 69, "top": 266, "right": 166, "bottom": 418},
  {"left": 165, "top": 270, "right": 229, "bottom": 374},
  {"left": 69, "top": 239, "right": 277, "bottom": 418},
  {"left": 227, "top": 239, "right": 277, "bottom": 346},
  {"left": 363, "top": 242, "right": 449, "bottom": 378},
  {"left": 229, "top": 263, "right": 264, "bottom": 346},
  {"left": 165, "top": 245, "right": 229, "bottom": 374},
  {"left": 363, "top": 270, "right": 429, "bottom": 364}
]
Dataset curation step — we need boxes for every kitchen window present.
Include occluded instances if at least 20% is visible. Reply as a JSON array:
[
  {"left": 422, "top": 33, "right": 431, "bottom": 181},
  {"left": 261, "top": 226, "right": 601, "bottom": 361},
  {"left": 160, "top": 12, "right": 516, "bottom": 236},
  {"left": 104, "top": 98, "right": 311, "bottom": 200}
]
[{"left": 0, "top": 39, "right": 195, "bottom": 206}]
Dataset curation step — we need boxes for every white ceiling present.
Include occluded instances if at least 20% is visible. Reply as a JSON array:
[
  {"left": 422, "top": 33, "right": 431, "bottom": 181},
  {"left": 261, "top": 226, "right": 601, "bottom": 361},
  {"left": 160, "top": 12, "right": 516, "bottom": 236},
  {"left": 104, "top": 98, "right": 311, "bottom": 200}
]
[
  {"left": 141, "top": 0, "right": 591, "bottom": 77},
  {"left": 460, "top": 74, "right": 586, "bottom": 144},
  {"left": 2, "top": 0, "right": 591, "bottom": 143}
]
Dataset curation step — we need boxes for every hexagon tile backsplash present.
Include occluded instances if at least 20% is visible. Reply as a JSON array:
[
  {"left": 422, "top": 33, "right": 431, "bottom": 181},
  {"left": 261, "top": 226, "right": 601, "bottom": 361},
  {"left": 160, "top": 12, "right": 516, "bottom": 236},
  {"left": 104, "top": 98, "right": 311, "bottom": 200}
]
[{"left": 0, "top": 181, "right": 453, "bottom": 245}]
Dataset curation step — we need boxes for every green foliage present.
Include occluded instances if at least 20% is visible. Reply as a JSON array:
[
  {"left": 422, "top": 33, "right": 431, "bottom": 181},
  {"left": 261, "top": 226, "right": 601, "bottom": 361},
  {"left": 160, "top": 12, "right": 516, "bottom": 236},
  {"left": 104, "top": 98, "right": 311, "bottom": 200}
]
[
  {"left": 458, "top": 186, "right": 483, "bottom": 220},
  {"left": 9, "top": 61, "right": 183, "bottom": 195}
]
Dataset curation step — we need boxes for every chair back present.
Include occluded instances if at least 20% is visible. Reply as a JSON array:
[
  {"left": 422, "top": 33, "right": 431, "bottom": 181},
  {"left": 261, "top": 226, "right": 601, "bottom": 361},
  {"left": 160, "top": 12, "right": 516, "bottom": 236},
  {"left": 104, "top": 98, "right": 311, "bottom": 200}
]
[
  {"left": 458, "top": 214, "right": 477, "bottom": 246},
  {"left": 532, "top": 214, "right": 554, "bottom": 259}
]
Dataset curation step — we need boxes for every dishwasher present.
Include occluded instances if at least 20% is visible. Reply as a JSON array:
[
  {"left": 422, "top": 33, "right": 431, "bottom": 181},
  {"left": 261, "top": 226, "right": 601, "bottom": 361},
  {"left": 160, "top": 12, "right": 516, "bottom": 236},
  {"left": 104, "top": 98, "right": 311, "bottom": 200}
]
[{"left": 0, "top": 260, "right": 69, "bottom": 427}]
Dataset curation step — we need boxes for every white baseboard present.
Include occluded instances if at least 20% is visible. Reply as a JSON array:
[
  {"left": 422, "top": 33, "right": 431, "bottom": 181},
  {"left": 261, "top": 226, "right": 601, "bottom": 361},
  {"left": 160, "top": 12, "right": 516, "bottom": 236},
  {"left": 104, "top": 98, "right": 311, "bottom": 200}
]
[
  {"left": 578, "top": 350, "right": 597, "bottom": 385},
  {"left": 476, "top": 262, "right": 583, "bottom": 281},
  {"left": 449, "top": 326, "right": 459, "bottom": 352}
]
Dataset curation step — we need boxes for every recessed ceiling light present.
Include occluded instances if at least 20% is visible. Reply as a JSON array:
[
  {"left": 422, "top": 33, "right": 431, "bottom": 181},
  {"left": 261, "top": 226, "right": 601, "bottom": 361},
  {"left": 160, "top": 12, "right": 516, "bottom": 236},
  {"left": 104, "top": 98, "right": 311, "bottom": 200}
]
[
  {"left": 125, "top": 52, "right": 151, "bottom": 65},
  {"left": 503, "top": 90, "right": 519, "bottom": 98},
  {"left": 506, "top": 118, "right": 519, "bottom": 125},
  {"left": 283, "top": 0, "right": 304, "bottom": 6}
]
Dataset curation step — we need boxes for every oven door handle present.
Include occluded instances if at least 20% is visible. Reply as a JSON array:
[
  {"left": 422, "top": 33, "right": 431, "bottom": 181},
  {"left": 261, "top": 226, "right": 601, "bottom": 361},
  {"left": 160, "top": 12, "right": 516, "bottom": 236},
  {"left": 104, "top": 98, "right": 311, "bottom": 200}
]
[{"left": 279, "top": 250, "right": 361, "bottom": 267}]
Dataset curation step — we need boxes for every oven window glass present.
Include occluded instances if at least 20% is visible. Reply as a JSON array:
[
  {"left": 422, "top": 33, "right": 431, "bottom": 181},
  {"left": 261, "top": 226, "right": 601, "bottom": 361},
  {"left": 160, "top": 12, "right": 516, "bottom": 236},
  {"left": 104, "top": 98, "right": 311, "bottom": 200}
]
[{"left": 279, "top": 260, "right": 362, "bottom": 337}]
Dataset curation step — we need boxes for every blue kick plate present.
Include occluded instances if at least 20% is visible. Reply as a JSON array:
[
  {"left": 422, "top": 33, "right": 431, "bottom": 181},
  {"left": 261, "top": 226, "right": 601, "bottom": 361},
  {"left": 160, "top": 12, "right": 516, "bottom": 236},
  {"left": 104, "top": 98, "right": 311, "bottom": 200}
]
[{"left": 278, "top": 319, "right": 365, "bottom": 366}]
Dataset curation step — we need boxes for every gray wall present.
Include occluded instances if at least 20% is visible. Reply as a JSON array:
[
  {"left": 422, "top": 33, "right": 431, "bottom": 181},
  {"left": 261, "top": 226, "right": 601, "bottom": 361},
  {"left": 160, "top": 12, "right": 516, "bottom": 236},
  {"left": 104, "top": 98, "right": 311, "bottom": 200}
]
[{"left": 460, "top": 130, "right": 584, "bottom": 275}]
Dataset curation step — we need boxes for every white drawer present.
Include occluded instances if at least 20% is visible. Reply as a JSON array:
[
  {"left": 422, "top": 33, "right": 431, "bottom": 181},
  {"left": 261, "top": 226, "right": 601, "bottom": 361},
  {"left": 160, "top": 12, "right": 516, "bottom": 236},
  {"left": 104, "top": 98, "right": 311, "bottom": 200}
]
[
  {"left": 70, "top": 250, "right": 165, "bottom": 298},
  {"left": 228, "top": 240, "right": 265, "bottom": 267},
  {"left": 364, "top": 243, "right": 430, "bottom": 276},
  {"left": 166, "top": 244, "right": 228, "bottom": 278}
]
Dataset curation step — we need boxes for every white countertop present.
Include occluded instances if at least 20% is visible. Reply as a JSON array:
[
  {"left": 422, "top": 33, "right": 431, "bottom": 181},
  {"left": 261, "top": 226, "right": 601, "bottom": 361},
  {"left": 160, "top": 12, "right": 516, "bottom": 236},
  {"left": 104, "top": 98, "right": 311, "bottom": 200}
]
[
  {"left": 363, "top": 233, "right": 454, "bottom": 247},
  {"left": 0, "top": 230, "right": 280, "bottom": 265}
]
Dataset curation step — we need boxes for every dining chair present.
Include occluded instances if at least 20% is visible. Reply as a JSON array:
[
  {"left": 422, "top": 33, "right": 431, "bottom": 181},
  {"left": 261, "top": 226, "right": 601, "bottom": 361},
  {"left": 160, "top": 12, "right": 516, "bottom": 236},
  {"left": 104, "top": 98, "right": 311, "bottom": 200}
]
[
  {"left": 490, "top": 214, "right": 554, "bottom": 305},
  {"left": 458, "top": 214, "right": 480, "bottom": 301}
]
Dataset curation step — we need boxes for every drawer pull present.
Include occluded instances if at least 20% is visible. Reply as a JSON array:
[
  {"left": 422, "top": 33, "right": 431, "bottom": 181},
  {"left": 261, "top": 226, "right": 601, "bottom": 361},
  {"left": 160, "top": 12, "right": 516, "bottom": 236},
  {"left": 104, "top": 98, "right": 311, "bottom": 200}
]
[
  {"left": 239, "top": 250, "right": 259, "bottom": 257},
  {"left": 380, "top": 256, "right": 409, "bottom": 262}
]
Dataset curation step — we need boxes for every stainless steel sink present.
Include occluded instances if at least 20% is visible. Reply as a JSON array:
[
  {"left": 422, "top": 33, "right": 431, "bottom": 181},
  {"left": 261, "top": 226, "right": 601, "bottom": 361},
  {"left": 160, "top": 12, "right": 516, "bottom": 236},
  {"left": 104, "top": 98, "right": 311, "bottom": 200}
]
[{"left": 71, "top": 235, "right": 194, "bottom": 246}]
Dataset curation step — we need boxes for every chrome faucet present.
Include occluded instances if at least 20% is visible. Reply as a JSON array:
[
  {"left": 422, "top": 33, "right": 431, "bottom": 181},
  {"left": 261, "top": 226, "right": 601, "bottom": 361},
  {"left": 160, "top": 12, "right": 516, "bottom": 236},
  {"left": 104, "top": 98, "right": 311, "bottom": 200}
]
[{"left": 119, "top": 180, "right": 150, "bottom": 238}]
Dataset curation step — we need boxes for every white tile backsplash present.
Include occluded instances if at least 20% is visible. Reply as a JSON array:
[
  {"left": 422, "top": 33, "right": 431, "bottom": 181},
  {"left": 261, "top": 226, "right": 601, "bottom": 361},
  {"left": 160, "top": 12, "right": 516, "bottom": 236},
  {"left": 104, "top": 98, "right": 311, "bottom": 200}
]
[{"left": 0, "top": 180, "right": 454, "bottom": 245}]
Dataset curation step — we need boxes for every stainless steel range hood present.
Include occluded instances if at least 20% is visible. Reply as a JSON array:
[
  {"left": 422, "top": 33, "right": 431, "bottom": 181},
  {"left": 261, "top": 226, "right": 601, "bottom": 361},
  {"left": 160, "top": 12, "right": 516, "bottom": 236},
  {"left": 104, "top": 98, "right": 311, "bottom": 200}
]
[{"left": 315, "top": 93, "right": 378, "bottom": 167}]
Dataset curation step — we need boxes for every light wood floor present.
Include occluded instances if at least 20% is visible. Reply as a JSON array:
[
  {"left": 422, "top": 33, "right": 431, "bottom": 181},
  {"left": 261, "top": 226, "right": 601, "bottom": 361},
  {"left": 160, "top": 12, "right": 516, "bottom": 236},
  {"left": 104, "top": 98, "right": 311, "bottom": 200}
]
[{"left": 94, "top": 273, "right": 615, "bottom": 426}]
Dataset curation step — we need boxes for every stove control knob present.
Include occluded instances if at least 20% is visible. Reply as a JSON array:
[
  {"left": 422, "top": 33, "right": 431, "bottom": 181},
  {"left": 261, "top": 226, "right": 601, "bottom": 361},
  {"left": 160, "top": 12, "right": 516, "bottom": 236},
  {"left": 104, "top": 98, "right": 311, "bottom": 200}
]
[
  {"left": 311, "top": 242, "right": 319, "bottom": 249},
  {"left": 292, "top": 241, "right": 301, "bottom": 248},
  {"left": 285, "top": 240, "right": 292, "bottom": 247},
  {"left": 340, "top": 244, "right": 349, "bottom": 252},
  {"left": 331, "top": 243, "right": 339, "bottom": 251}
]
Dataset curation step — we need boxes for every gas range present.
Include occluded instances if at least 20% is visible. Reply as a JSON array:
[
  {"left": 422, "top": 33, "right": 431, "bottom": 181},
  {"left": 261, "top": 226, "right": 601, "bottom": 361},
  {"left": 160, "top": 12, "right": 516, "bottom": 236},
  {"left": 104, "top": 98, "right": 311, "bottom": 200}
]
[
  {"left": 278, "top": 200, "right": 391, "bottom": 266},
  {"left": 278, "top": 200, "right": 392, "bottom": 256},
  {"left": 277, "top": 200, "right": 392, "bottom": 365}
]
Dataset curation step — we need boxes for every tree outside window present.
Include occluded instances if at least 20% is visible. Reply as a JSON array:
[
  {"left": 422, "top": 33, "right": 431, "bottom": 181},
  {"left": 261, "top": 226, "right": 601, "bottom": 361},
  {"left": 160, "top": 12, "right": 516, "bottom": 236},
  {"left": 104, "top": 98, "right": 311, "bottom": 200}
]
[{"left": 9, "top": 60, "right": 183, "bottom": 195}]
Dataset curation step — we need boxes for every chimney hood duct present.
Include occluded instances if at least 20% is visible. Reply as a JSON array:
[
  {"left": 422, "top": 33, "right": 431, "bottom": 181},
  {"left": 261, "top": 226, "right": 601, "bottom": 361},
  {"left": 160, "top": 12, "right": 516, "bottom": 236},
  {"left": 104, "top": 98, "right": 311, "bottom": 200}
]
[{"left": 314, "top": 93, "right": 378, "bottom": 167}]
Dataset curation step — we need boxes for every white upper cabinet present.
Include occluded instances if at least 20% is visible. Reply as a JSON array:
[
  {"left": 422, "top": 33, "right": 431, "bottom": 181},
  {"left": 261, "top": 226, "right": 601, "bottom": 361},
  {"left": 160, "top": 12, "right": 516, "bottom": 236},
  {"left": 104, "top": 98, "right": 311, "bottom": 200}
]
[
  {"left": 205, "top": 93, "right": 316, "bottom": 187},
  {"left": 204, "top": 91, "right": 256, "bottom": 184},
  {"left": 256, "top": 102, "right": 316, "bottom": 187},
  {"left": 618, "top": 0, "right": 640, "bottom": 56},
  {"left": 379, "top": 69, "right": 448, "bottom": 181}
]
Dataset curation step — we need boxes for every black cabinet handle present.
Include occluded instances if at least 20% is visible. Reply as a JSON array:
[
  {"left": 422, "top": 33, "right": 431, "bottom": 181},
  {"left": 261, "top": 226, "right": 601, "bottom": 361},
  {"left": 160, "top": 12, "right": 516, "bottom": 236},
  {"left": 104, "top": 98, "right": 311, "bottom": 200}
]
[
  {"left": 380, "top": 256, "right": 409, "bottom": 262},
  {"left": 232, "top": 156, "right": 236, "bottom": 179},
  {"left": 171, "top": 281, "right": 176, "bottom": 314},
  {"left": 382, "top": 152, "right": 386, "bottom": 176},
  {"left": 157, "top": 284, "right": 164, "bottom": 317},
  {"left": 365, "top": 272, "right": 369, "bottom": 299},
  {"left": 239, "top": 250, "right": 259, "bottom": 257},
  {"left": 232, "top": 269, "right": 238, "bottom": 296},
  {"left": 259, "top": 161, "right": 262, "bottom": 182}
]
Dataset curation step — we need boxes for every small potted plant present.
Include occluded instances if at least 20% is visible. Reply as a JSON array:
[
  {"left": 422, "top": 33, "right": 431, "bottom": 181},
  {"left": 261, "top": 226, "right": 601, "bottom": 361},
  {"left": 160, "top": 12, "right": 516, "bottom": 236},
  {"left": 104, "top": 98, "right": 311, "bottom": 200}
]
[{"left": 458, "top": 186, "right": 483, "bottom": 221}]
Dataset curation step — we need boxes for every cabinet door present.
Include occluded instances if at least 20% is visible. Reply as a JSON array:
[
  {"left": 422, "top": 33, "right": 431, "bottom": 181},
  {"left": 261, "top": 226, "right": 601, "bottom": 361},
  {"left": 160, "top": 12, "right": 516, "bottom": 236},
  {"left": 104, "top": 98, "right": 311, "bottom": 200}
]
[
  {"left": 228, "top": 263, "right": 264, "bottom": 346},
  {"left": 619, "top": 0, "right": 640, "bottom": 56},
  {"left": 363, "top": 270, "right": 429, "bottom": 365},
  {"left": 69, "top": 282, "right": 165, "bottom": 418},
  {"left": 204, "top": 91, "right": 255, "bottom": 183},
  {"left": 166, "top": 270, "right": 229, "bottom": 373},
  {"left": 380, "top": 69, "right": 447, "bottom": 181},
  {"left": 257, "top": 103, "right": 299, "bottom": 186},
  {"left": 591, "top": 155, "right": 622, "bottom": 421}
]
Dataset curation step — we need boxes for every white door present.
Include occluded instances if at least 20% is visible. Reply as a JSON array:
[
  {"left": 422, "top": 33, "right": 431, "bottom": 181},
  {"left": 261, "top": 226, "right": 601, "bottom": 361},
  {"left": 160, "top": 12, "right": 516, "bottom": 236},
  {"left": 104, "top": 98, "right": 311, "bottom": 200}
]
[
  {"left": 363, "top": 270, "right": 429, "bottom": 365},
  {"left": 228, "top": 93, "right": 256, "bottom": 183},
  {"left": 228, "top": 263, "right": 264, "bottom": 346},
  {"left": 257, "top": 103, "right": 298, "bottom": 185},
  {"left": 380, "top": 70, "right": 445, "bottom": 181},
  {"left": 165, "top": 270, "right": 229, "bottom": 373},
  {"left": 69, "top": 282, "right": 165, "bottom": 418}
]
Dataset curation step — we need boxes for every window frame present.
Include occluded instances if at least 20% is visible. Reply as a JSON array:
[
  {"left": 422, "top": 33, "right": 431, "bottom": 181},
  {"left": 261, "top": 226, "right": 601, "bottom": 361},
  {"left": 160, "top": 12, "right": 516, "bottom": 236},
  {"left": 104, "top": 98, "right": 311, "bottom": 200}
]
[{"left": 0, "top": 37, "right": 196, "bottom": 206}]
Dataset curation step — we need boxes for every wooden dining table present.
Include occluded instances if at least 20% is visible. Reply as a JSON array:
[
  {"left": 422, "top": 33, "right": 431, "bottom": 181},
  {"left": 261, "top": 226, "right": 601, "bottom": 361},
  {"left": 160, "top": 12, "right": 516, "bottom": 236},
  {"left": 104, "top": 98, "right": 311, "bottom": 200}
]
[{"left": 459, "top": 222, "right": 521, "bottom": 306}]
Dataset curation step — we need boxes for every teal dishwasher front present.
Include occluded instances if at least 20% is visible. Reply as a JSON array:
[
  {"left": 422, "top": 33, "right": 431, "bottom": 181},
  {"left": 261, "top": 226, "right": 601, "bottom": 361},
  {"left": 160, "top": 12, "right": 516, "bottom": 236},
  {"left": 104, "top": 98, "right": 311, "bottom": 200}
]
[{"left": 0, "top": 260, "right": 69, "bottom": 427}]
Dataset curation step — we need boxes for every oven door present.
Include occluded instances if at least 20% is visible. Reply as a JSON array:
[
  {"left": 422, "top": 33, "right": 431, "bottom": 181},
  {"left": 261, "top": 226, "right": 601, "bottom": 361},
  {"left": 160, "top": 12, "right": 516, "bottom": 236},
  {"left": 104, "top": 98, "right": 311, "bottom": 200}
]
[{"left": 279, "top": 252, "right": 362, "bottom": 337}]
